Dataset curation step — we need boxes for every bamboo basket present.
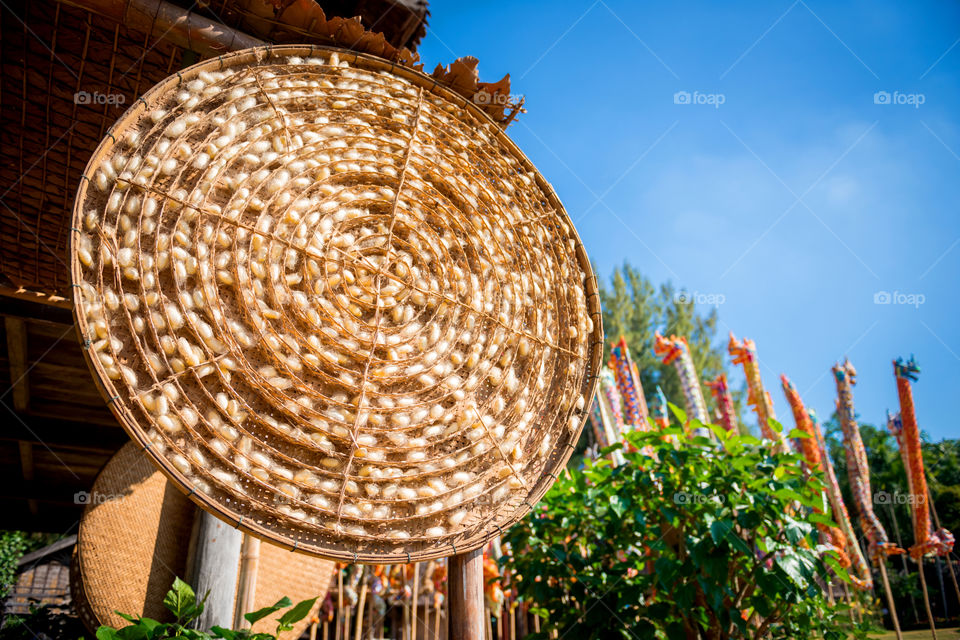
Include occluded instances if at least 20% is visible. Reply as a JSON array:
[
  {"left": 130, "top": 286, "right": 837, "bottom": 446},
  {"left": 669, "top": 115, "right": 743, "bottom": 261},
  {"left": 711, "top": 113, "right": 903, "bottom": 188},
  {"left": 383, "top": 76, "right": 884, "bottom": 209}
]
[
  {"left": 71, "top": 442, "right": 334, "bottom": 637},
  {"left": 70, "top": 44, "right": 603, "bottom": 563}
]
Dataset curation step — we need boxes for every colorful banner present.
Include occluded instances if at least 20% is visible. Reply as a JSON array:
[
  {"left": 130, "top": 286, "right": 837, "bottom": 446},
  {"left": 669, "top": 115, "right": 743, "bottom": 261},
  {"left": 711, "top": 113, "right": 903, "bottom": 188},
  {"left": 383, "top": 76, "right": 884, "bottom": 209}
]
[
  {"left": 781, "top": 375, "right": 854, "bottom": 568},
  {"left": 706, "top": 373, "right": 738, "bottom": 434},
  {"left": 889, "top": 357, "right": 954, "bottom": 559},
  {"left": 610, "top": 336, "right": 651, "bottom": 430},
  {"left": 728, "top": 333, "right": 788, "bottom": 449},
  {"left": 833, "top": 359, "right": 903, "bottom": 562},
  {"left": 654, "top": 332, "right": 711, "bottom": 438},
  {"left": 809, "top": 409, "right": 873, "bottom": 590}
]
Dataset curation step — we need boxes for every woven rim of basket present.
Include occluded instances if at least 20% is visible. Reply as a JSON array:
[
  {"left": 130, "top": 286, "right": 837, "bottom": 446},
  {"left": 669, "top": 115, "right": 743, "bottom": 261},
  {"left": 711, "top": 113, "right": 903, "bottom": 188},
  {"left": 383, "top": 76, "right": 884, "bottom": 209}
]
[
  {"left": 70, "top": 44, "right": 603, "bottom": 563},
  {"left": 73, "top": 442, "right": 331, "bottom": 636}
]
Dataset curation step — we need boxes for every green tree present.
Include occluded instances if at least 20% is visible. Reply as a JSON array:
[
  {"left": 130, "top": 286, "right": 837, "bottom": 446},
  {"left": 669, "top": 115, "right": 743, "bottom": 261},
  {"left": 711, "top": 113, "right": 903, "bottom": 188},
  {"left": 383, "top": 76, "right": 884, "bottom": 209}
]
[{"left": 597, "top": 262, "right": 740, "bottom": 428}]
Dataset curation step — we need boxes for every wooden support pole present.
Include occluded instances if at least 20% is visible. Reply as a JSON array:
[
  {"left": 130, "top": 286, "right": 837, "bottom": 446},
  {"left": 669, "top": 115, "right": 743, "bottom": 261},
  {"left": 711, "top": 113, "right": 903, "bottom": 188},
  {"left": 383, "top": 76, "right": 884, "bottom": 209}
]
[
  {"left": 5, "top": 317, "right": 30, "bottom": 411},
  {"left": 335, "top": 567, "right": 343, "bottom": 640},
  {"left": 433, "top": 594, "right": 441, "bottom": 640},
  {"left": 878, "top": 560, "right": 904, "bottom": 640},
  {"left": 411, "top": 563, "right": 420, "bottom": 640},
  {"left": 234, "top": 535, "right": 261, "bottom": 628},
  {"left": 927, "top": 487, "right": 960, "bottom": 614},
  {"left": 918, "top": 561, "right": 939, "bottom": 640},
  {"left": 190, "top": 510, "right": 244, "bottom": 630},
  {"left": 448, "top": 549, "right": 484, "bottom": 640},
  {"left": 354, "top": 582, "right": 367, "bottom": 640}
]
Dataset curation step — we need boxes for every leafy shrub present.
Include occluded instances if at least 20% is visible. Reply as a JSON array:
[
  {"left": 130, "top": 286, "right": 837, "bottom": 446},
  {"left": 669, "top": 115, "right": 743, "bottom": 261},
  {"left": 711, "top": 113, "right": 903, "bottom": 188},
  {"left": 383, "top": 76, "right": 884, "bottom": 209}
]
[
  {"left": 502, "top": 409, "right": 875, "bottom": 639},
  {"left": 95, "top": 578, "right": 316, "bottom": 640},
  {"left": 0, "top": 531, "right": 27, "bottom": 599}
]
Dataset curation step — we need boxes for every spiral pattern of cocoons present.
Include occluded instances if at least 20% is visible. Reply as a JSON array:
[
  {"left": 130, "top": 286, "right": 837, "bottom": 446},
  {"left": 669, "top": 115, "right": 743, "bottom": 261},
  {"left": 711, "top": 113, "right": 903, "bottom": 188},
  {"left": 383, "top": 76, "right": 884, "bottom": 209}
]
[{"left": 70, "top": 46, "right": 602, "bottom": 562}]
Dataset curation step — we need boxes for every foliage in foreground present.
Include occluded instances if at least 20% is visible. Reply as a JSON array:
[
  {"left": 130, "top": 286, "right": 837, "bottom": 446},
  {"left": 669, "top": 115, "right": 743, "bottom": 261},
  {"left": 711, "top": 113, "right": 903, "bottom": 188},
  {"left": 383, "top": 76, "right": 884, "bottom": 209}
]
[
  {"left": 95, "top": 578, "right": 316, "bottom": 640},
  {"left": 502, "top": 409, "right": 876, "bottom": 639}
]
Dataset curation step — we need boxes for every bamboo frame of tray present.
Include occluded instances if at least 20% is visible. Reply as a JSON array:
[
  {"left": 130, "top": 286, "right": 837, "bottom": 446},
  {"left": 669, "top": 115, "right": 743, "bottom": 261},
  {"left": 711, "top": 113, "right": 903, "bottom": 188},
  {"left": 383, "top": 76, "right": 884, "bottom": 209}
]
[{"left": 70, "top": 44, "right": 603, "bottom": 564}]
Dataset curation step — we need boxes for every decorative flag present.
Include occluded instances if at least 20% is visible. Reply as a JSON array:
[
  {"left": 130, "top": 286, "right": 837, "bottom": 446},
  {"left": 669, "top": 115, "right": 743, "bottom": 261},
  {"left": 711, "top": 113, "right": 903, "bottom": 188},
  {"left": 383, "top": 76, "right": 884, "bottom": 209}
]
[
  {"left": 600, "top": 367, "right": 625, "bottom": 435},
  {"left": 610, "top": 336, "right": 650, "bottom": 430},
  {"left": 833, "top": 359, "right": 903, "bottom": 562},
  {"left": 654, "top": 332, "right": 711, "bottom": 438},
  {"left": 706, "top": 373, "right": 738, "bottom": 434},
  {"left": 728, "top": 333, "right": 788, "bottom": 449},
  {"left": 652, "top": 385, "right": 671, "bottom": 430},
  {"left": 781, "top": 376, "right": 852, "bottom": 565},
  {"left": 889, "top": 357, "right": 954, "bottom": 559},
  {"left": 809, "top": 409, "right": 872, "bottom": 590}
]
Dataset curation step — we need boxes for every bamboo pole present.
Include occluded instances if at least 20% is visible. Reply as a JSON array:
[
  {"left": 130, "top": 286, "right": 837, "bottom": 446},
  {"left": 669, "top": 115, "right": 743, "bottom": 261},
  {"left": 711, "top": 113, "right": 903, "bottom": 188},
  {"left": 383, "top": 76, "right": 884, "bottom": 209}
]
[
  {"left": 927, "top": 486, "right": 960, "bottom": 613},
  {"left": 310, "top": 621, "right": 317, "bottom": 640},
  {"left": 411, "top": 563, "right": 420, "bottom": 640},
  {"left": 355, "top": 582, "right": 367, "bottom": 640},
  {"left": 918, "top": 562, "right": 939, "bottom": 639},
  {"left": 433, "top": 594, "right": 441, "bottom": 640},
  {"left": 448, "top": 549, "right": 484, "bottom": 640},
  {"left": 888, "top": 502, "right": 922, "bottom": 624},
  {"left": 878, "top": 560, "right": 904, "bottom": 640},
  {"left": 234, "top": 535, "right": 261, "bottom": 629},
  {"left": 336, "top": 568, "right": 343, "bottom": 640}
]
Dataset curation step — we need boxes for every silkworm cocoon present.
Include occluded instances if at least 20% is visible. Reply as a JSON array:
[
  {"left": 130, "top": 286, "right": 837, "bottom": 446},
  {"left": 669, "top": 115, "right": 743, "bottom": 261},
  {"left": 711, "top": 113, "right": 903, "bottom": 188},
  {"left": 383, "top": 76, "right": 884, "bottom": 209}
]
[
  {"left": 399, "top": 487, "right": 417, "bottom": 500},
  {"left": 448, "top": 510, "right": 467, "bottom": 527},
  {"left": 308, "top": 494, "right": 330, "bottom": 509},
  {"left": 382, "top": 483, "right": 398, "bottom": 499},
  {"left": 463, "top": 483, "right": 483, "bottom": 499}
]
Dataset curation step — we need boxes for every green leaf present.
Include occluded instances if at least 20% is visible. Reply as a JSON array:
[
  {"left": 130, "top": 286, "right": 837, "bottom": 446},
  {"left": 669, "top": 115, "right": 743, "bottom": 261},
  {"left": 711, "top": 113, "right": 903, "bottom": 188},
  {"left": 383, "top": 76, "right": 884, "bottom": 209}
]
[
  {"left": 116, "top": 626, "right": 150, "bottom": 640},
  {"left": 598, "top": 442, "right": 623, "bottom": 456},
  {"left": 210, "top": 626, "right": 238, "bottom": 639},
  {"left": 609, "top": 495, "right": 627, "bottom": 518},
  {"left": 768, "top": 418, "right": 783, "bottom": 433},
  {"left": 244, "top": 596, "right": 292, "bottom": 625},
  {"left": 96, "top": 627, "right": 119, "bottom": 640},
  {"left": 808, "top": 513, "right": 839, "bottom": 529},
  {"left": 709, "top": 519, "right": 733, "bottom": 544},
  {"left": 668, "top": 402, "right": 687, "bottom": 425},
  {"left": 163, "top": 578, "right": 196, "bottom": 621},
  {"left": 276, "top": 597, "right": 317, "bottom": 630},
  {"left": 787, "top": 428, "right": 811, "bottom": 439}
]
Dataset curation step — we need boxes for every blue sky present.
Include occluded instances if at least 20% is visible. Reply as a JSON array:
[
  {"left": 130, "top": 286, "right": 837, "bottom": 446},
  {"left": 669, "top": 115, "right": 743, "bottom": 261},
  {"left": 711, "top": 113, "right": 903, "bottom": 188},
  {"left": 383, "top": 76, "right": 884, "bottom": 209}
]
[{"left": 417, "top": 1, "right": 960, "bottom": 442}]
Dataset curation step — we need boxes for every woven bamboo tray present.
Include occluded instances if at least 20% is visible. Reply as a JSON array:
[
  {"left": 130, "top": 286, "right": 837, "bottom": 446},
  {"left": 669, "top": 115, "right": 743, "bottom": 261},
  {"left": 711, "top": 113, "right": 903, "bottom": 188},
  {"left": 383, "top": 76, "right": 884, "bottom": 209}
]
[
  {"left": 72, "top": 442, "right": 333, "bottom": 637},
  {"left": 70, "top": 44, "right": 602, "bottom": 563}
]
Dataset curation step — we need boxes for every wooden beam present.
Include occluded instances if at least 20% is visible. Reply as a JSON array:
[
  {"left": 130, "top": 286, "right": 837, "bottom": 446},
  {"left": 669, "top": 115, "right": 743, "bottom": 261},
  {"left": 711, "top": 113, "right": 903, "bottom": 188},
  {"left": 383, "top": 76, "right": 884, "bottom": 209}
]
[
  {"left": 5, "top": 317, "right": 31, "bottom": 411},
  {"left": 0, "top": 294, "right": 74, "bottom": 326},
  {"left": 0, "top": 411, "right": 128, "bottom": 452},
  {"left": 57, "top": 0, "right": 265, "bottom": 56}
]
